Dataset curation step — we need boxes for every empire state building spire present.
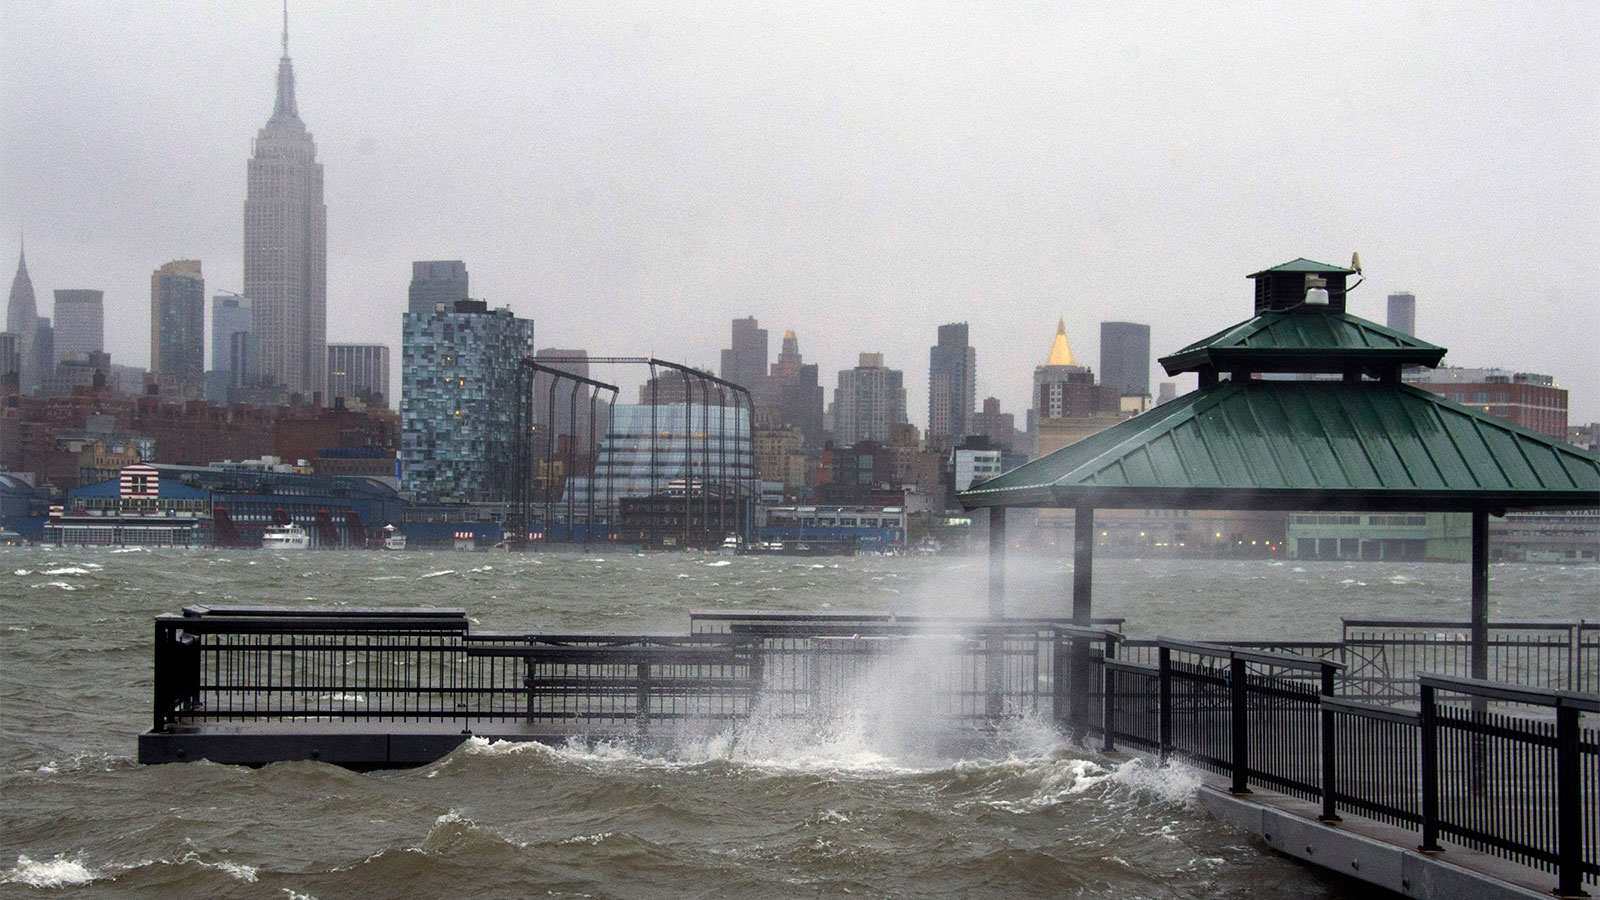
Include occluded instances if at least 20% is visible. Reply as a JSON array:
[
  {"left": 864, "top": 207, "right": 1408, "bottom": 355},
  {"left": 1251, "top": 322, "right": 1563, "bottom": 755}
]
[
  {"left": 245, "top": 0, "right": 326, "bottom": 400},
  {"left": 270, "top": 0, "right": 301, "bottom": 126}
]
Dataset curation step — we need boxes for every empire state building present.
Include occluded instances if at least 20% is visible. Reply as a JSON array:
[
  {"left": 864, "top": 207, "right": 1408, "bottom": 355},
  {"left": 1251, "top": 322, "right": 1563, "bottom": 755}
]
[{"left": 244, "top": 14, "right": 326, "bottom": 399}]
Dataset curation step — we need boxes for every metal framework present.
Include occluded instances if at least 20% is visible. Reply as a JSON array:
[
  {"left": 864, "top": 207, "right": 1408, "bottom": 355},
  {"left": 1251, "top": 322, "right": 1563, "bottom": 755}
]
[
  {"left": 522, "top": 357, "right": 758, "bottom": 549},
  {"left": 511, "top": 359, "right": 619, "bottom": 548}
]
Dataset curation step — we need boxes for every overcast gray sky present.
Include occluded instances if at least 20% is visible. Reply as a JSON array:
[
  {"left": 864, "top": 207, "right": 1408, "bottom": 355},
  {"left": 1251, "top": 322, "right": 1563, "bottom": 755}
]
[{"left": 4, "top": 2, "right": 1598, "bottom": 425}]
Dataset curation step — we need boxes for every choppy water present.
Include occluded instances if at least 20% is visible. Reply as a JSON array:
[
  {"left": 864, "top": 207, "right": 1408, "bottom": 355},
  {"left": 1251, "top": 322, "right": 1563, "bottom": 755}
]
[{"left": 2, "top": 548, "right": 1595, "bottom": 898}]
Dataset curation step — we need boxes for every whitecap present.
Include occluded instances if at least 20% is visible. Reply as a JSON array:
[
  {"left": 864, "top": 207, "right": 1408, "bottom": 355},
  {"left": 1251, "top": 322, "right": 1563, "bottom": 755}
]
[
  {"left": 2, "top": 854, "right": 97, "bottom": 888},
  {"left": 13, "top": 569, "right": 31, "bottom": 576},
  {"left": 45, "top": 581, "right": 76, "bottom": 591},
  {"left": 706, "top": 560, "right": 731, "bottom": 567},
  {"left": 42, "top": 566, "right": 91, "bottom": 576},
  {"left": 110, "top": 547, "right": 145, "bottom": 554},
  {"left": 420, "top": 570, "right": 456, "bottom": 579},
  {"left": 559, "top": 832, "right": 613, "bottom": 845}
]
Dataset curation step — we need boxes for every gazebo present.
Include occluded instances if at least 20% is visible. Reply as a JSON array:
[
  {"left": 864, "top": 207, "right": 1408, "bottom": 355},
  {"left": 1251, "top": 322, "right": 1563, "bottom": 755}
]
[{"left": 959, "top": 258, "right": 1600, "bottom": 681}]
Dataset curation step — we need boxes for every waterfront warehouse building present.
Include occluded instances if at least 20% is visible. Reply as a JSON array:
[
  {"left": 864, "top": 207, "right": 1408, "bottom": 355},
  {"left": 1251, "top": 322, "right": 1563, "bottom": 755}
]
[{"left": 401, "top": 300, "right": 534, "bottom": 504}]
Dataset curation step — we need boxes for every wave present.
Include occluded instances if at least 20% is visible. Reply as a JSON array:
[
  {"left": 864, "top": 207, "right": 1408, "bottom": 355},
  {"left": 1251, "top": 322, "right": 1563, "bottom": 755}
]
[{"left": 1, "top": 854, "right": 96, "bottom": 888}]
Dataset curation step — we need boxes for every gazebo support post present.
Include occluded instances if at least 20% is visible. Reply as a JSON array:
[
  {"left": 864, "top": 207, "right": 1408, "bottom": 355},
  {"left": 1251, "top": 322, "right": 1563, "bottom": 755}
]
[
  {"left": 985, "top": 508, "right": 1006, "bottom": 720},
  {"left": 1469, "top": 507, "right": 1490, "bottom": 794},
  {"left": 1469, "top": 508, "right": 1489, "bottom": 683},
  {"left": 1069, "top": 506, "right": 1095, "bottom": 734},
  {"left": 988, "top": 507, "right": 1006, "bottom": 618}
]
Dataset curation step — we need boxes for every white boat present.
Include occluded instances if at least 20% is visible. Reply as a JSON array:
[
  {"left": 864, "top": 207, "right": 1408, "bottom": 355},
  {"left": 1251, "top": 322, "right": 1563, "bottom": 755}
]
[
  {"left": 719, "top": 534, "right": 741, "bottom": 555},
  {"left": 261, "top": 523, "right": 311, "bottom": 550},
  {"left": 382, "top": 524, "right": 407, "bottom": 551}
]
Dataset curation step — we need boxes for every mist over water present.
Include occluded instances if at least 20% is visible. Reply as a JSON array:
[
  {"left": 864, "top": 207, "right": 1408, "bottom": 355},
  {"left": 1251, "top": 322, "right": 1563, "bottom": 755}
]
[{"left": 2, "top": 548, "right": 1594, "bottom": 898}]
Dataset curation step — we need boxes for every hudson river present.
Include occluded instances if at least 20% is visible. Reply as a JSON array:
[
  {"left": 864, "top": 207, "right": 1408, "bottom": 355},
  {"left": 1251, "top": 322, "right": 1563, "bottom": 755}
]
[{"left": 2, "top": 548, "right": 1594, "bottom": 898}]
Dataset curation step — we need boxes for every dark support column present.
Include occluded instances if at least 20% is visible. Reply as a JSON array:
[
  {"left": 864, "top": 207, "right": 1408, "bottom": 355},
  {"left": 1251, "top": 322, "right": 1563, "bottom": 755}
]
[
  {"left": 1072, "top": 507, "right": 1094, "bottom": 625},
  {"left": 1470, "top": 508, "right": 1489, "bottom": 682},
  {"left": 1069, "top": 507, "right": 1094, "bottom": 733},
  {"left": 988, "top": 508, "right": 1006, "bottom": 619},
  {"left": 1555, "top": 701, "right": 1583, "bottom": 897},
  {"left": 986, "top": 508, "right": 1007, "bottom": 720}
]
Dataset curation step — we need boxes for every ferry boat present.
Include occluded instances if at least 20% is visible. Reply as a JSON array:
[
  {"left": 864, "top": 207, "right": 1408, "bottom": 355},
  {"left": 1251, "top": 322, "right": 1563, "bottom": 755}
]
[
  {"left": 719, "top": 534, "right": 742, "bottom": 555},
  {"left": 382, "top": 524, "right": 407, "bottom": 551},
  {"left": 261, "top": 523, "right": 311, "bottom": 550}
]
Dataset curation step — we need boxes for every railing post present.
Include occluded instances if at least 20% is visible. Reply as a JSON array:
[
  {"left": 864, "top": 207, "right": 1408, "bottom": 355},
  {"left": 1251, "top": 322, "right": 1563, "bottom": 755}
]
[
  {"left": 1418, "top": 681, "right": 1442, "bottom": 852},
  {"left": 1052, "top": 629, "right": 1070, "bottom": 730},
  {"left": 1554, "top": 700, "right": 1583, "bottom": 898},
  {"left": 1101, "top": 634, "right": 1117, "bottom": 753},
  {"left": 1229, "top": 655, "right": 1251, "bottom": 795},
  {"left": 1158, "top": 645, "right": 1172, "bottom": 763},
  {"left": 1318, "top": 661, "right": 1341, "bottom": 823},
  {"left": 636, "top": 660, "right": 652, "bottom": 733},
  {"left": 152, "top": 620, "right": 171, "bottom": 733}
]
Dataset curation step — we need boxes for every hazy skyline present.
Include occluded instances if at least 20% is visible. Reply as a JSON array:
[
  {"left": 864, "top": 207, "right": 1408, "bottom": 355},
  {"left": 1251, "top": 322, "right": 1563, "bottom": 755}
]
[{"left": 3, "top": 2, "right": 1597, "bottom": 424}]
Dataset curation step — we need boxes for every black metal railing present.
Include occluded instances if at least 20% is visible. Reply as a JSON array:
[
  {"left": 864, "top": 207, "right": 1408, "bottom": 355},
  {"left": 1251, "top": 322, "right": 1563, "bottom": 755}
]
[
  {"left": 1096, "top": 638, "right": 1599, "bottom": 894},
  {"left": 150, "top": 607, "right": 1596, "bottom": 893}
]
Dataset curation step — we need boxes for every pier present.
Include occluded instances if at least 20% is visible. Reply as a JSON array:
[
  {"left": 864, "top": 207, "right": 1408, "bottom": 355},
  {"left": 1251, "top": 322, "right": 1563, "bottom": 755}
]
[{"left": 139, "top": 605, "right": 1597, "bottom": 896}]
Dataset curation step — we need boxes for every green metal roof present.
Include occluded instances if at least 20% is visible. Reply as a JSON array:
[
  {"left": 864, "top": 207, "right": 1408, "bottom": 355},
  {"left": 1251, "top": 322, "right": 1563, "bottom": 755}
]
[
  {"left": 1247, "top": 258, "right": 1357, "bottom": 277},
  {"left": 1160, "top": 310, "right": 1446, "bottom": 376},
  {"left": 959, "top": 380, "right": 1600, "bottom": 512}
]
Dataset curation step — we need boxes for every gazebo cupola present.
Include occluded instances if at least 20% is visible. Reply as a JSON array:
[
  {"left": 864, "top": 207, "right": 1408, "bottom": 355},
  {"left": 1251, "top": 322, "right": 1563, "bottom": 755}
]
[{"left": 1159, "top": 258, "right": 1445, "bottom": 388}]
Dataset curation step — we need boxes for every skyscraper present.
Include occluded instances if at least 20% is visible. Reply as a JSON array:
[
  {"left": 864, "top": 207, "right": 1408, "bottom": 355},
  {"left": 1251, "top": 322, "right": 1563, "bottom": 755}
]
[
  {"left": 833, "top": 353, "right": 908, "bottom": 446},
  {"left": 6, "top": 242, "right": 38, "bottom": 393},
  {"left": 52, "top": 290, "right": 104, "bottom": 363},
  {"left": 328, "top": 343, "right": 390, "bottom": 407},
  {"left": 1387, "top": 292, "right": 1416, "bottom": 336},
  {"left": 244, "top": 11, "right": 326, "bottom": 400},
  {"left": 719, "top": 317, "right": 768, "bottom": 389},
  {"left": 400, "top": 300, "right": 534, "bottom": 503},
  {"left": 151, "top": 260, "right": 205, "bottom": 385},
  {"left": 1099, "top": 321, "right": 1151, "bottom": 398},
  {"left": 756, "top": 329, "right": 825, "bottom": 449},
  {"left": 408, "top": 261, "right": 469, "bottom": 316},
  {"left": 207, "top": 293, "right": 255, "bottom": 403},
  {"left": 927, "top": 322, "right": 976, "bottom": 446}
]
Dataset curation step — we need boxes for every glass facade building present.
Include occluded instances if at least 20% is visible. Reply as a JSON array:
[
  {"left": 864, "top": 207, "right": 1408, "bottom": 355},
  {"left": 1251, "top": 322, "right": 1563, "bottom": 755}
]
[
  {"left": 400, "top": 302, "right": 534, "bottom": 504},
  {"left": 565, "top": 402, "right": 754, "bottom": 527}
]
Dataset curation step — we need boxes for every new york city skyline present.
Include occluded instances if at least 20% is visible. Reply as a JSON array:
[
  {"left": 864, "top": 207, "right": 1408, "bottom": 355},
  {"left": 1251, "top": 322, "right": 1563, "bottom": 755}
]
[{"left": 2, "top": 2, "right": 1596, "bottom": 424}]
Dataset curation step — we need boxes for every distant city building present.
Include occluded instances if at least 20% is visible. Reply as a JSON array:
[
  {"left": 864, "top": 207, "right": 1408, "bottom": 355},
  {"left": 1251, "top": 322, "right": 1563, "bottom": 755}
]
[
  {"left": 1099, "top": 321, "right": 1151, "bottom": 398},
  {"left": 1157, "top": 382, "right": 1178, "bottom": 405},
  {"left": 1403, "top": 366, "right": 1568, "bottom": 440},
  {"left": 7, "top": 243, "right": 39, "bottom": 393},
  {"left": 754, "top": 329, "right": 826, "bottom": 449},
  {"left": 833, "top": 353, "right": 908, "bottom": 447},
  {"left": 52, "top": 290, "right": 104, "bottom": 363},
  {"left": 533, "top": 348, "right": 592, "bottom": 453},
  {"left": 1032, "top": 318, "right": 1120, "bottom": 423},
  {"left": 408, "top": 261, "right": 469, "bottom": 316},
  {"left": 0, "top": 332, "right": 18, "bottom": 386},
  {"left": 400, "top": 300, "right": 534, "bottom": 504},
  {"left": 970, "top": 396, "right": 1017, "bottom": 453},
  {"left": 244, "top": 18, "right": 327, "bottom": 399},
  {"left": 209, "top": 293, "right": 255, "bottom": 403},
  {"left": 327, "top": 343, "right": 390, "bottom": 407},
  {"left": 1387, "top": 292, "right": 1416, "bottom": 336},
  {"left": 719, "top": 316, "right": 769, "bottom": 390},
  {"left": 638, "top": 369, "right": 734, "bottom": 406},
  {"left": 566, "top": 402, "right": 754, "bottom": 535},
  {"left": 33, "top": 319, "right": 53, "bottom": 384},
  {"left": 150, "top": 260, "right": 205, "bottom": 387},
  {"left": 927, "top": 322, "right": 976, "bottom": 447}
]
